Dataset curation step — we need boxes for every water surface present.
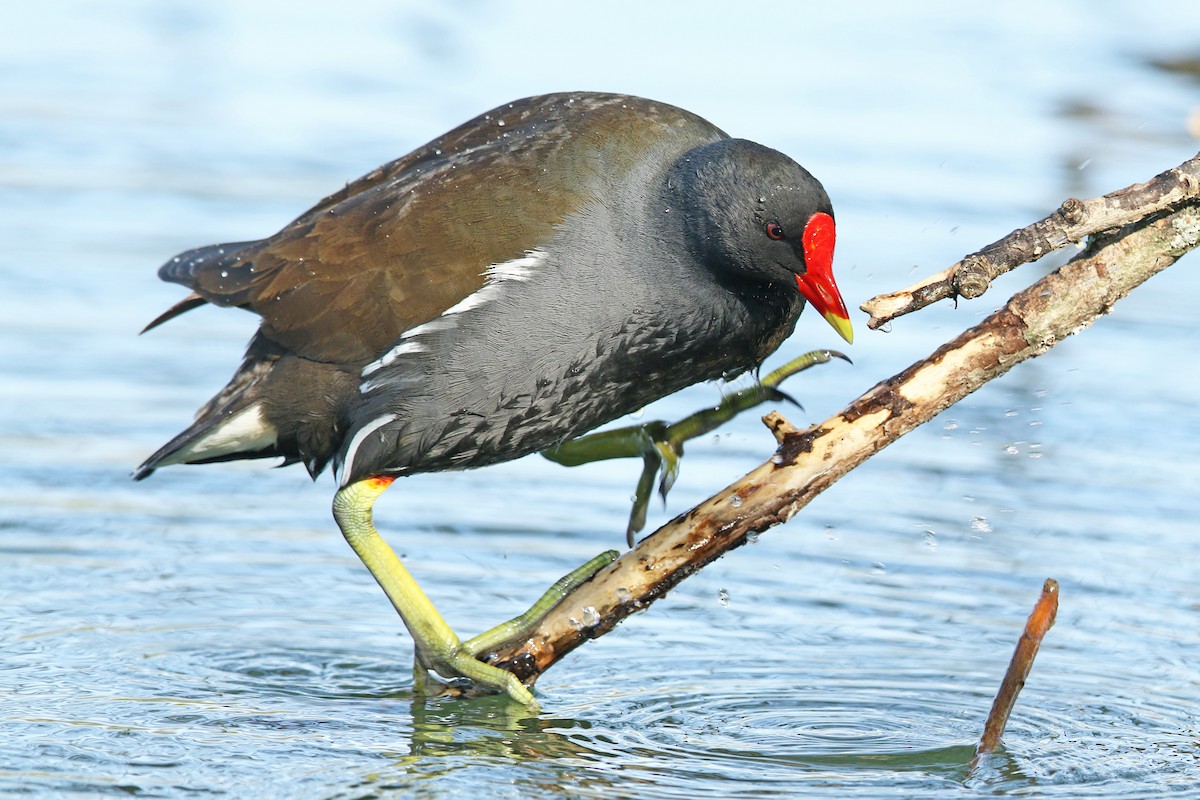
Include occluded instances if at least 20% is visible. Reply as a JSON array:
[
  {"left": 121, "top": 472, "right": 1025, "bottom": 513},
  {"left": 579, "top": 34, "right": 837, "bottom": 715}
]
[{"left": 2, "top": 1, "right": 1199, "bottom": 797}]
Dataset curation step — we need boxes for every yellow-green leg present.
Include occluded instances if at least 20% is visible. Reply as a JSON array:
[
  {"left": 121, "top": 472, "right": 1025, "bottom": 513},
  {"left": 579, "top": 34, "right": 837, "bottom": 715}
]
[{"left": 331, "top": 476, "right": 616, "bottom": 708}]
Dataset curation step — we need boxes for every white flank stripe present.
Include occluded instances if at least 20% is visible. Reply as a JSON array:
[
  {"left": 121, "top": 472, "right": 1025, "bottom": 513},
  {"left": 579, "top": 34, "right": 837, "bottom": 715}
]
[
  {"left": 339, "top": 413, "right": 398, "bottom": 486},
  {"left": 439, "top": 289, "right": 492, "bottom": 317},
  {"left": 399, "top": 317, "right": 456, "bottom": 340},
  {"left": 361, "top": 340, "right": 428, "bottom": 376},
  {"left": 359, "top": 249, "right": 548, "bottom": 381},
  {"left": 484, "top": 250, "right": 544, "bottom": 282}
]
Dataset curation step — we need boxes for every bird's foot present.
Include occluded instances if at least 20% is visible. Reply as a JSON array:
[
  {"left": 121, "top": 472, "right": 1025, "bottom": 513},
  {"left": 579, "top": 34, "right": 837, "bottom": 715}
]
[
  {"left": 543, "top": 349, "right": 850, "bottom": 544},
  {"left": 335, "top": 479, "right": 620, "bottom": 709},
  {"left": 412, "top": 549, "right": 620, "bottom": 706},
  {"left": 412, "top": 639, "right": 539, "bottom": 706}
]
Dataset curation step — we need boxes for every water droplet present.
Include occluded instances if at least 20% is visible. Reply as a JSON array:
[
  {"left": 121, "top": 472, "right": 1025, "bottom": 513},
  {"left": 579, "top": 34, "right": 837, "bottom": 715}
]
[
  {"left": 434, "top": 148, "right": 442, "bottom": 155},
  {"left": 717, "top": 588, "right": 730, "bottom": 607},
  {"left": 871, "top": 561, "right": 887, "bottom": 574},
  {"left": 943, "top": 420, "right": 959, "bottom": 431},
  {"left": 496, "top": 118, "right": 506, "bottom": 127},
  {"left": 769, "top": 453, "right": 784, "bottom": 465},
  {"left": 746, "top": 531, "right": 760, "bottom": 544},
  {"left": 581, "top": 606, "right": 600, "bottom": 627},
  {"left": 1004, "top": 409, "right": 1019, "bottom": 417},
  {"left": 879, "top": 321, "right": 894, "bottom": 333},
  {"left": 219, "top": 270, "right": 229, "bottom": 278},
  {"left": 568, "top": 616, "right": 583, "bottom": 631},
  {"left": 923, "top": 529, "right": 937, "bottom": 550},
  {"left": 970, "top": 515, "right": 993, "bottom": 534},
  {"left": 729, "top": 495, "right": 743, "bottom": 508},
  {"left": 616, "top": 587, "right": 631, "bottom": 603}
]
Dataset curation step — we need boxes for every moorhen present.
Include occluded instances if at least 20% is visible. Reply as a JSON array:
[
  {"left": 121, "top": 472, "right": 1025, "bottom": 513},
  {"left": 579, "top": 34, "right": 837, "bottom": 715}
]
[{"left": 136, "top": 92, "right": 852, "bottom": 706}]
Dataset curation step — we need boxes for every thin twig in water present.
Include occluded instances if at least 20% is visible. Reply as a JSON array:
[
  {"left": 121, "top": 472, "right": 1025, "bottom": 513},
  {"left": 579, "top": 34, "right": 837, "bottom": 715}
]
[{"left": 971, "top": 579, "right": 1060, "bottom": 768}]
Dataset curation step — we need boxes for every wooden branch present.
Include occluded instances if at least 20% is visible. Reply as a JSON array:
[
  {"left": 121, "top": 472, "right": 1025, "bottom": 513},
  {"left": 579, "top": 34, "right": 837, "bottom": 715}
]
[
  {"left": 482, "top": 194, "right": 1200, "bottom": 687},
  {"left": 861, "top": 151, "right": 1200, "bottom": 329}
]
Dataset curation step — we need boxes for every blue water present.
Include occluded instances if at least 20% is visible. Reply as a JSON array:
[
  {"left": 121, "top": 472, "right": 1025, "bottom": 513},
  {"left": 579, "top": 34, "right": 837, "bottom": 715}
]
[{"left": 3, "top": 1, "right": 1199, "bottom": 797}]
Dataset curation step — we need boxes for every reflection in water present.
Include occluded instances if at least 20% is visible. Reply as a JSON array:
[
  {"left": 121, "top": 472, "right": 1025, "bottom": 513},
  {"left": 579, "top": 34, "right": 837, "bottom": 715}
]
[
  {"left": 343, "top": 685, "right": 982, "bottom": 798},
  {"left": 382, "top": 701, "right": 620, "bottom": 795},
  {"left": 325, "top": 651, "right": 1199, "bottom": 798}
]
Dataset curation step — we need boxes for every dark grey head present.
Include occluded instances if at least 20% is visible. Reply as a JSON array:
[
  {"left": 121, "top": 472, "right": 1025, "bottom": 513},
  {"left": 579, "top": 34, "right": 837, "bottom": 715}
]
[{"left": 665, "top": 138, "right": 852, "bottom": 342}]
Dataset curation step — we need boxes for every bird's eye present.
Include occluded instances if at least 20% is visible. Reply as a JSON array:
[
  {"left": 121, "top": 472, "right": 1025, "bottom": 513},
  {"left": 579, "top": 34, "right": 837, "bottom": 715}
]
[{"left": 765, "top": 221, "right": 785, "bottom": 240}]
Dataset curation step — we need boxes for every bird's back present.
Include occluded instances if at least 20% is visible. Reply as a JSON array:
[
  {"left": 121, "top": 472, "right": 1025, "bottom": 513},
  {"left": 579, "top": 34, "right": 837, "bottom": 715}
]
[{"left": 137, "top": 93, "right": 731, "bottom": 480}]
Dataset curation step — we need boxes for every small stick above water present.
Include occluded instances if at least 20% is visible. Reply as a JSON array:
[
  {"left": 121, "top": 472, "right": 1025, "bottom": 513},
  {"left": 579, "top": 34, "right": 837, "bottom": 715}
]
[
  {"left": 860, "top": 151, "right": 1200, "bottom": 329},
  {"left": 972, "top": 578, "right": 1060, "bottom": 766}
]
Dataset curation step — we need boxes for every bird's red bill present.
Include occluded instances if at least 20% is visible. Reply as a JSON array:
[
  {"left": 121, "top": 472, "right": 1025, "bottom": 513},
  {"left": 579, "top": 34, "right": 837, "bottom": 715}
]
[{"left": 796, "top": 211, "right": 853, "bottom": 344}]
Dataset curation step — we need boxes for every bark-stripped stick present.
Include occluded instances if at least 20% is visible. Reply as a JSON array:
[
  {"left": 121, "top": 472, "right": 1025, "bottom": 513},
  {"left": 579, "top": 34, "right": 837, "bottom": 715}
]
[{"left": 972, "top": 578, "right": 1060, "bottom": 765}]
